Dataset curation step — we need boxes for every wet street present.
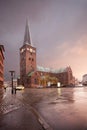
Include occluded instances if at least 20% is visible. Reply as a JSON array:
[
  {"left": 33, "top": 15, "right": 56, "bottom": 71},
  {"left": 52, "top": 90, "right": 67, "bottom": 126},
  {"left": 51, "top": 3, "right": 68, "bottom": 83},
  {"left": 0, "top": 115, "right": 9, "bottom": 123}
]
[
  {"left": 1, "top": 87, "right": 87, "bottom": 130},
  {"left": 0, "top": 88, "right": 44, "bottom": 130},
  {"left": 22, "top": 87, "right": 87, "bottom": 130}
]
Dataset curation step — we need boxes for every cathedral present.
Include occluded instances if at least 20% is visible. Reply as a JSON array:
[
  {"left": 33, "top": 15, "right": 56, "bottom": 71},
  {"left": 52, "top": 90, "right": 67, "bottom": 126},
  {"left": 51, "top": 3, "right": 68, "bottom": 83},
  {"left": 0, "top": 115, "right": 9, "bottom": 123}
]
[{"left": 19, "top": 20, "right": 75, "bottom": 88}]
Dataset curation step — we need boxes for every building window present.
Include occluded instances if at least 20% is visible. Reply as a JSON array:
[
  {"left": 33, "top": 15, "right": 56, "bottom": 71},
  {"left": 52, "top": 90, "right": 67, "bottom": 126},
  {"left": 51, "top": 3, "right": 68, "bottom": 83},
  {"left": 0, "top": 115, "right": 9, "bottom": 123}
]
[
  {"left": 35, "top": 72, "right": 37, "bottom": 75},
  {"left": 41, "top": 73, "right": 43, "bottom": 76},
  {"left": 34, "top": 78, "right": 37, "bottom": 84},
  {"left": 32, "top": 58, "right": 34, "bottom": 61}
]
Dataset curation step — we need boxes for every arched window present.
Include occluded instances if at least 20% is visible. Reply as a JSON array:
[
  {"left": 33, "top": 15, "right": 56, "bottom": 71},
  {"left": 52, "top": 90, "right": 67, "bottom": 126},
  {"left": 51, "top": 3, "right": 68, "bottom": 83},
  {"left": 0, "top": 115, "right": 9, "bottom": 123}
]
[{"left": 34, "top": 78, "right": 37, "bottom": 84}]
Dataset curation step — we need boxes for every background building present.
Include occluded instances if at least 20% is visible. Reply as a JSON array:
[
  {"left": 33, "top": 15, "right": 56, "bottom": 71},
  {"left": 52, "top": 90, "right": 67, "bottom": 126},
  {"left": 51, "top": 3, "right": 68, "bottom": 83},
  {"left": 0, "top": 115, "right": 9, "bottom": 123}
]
[
  {"left": 0, "top": 45, "right": 5, "bottom": 87},
  {"left": 82, "top": 74, "right": 87, "bottom": 85},
  {"left": 20, "top": 21, "right": 75, "bottom": 88}
]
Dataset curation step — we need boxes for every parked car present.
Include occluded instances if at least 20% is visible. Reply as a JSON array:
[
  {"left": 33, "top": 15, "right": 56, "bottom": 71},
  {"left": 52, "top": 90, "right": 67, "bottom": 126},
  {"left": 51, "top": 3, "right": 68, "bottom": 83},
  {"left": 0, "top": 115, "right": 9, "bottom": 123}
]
[
  {"left": 16, "top": 85, "right": 24, "bottom": 90},
  {"left": 78, "top": 83, "right": 83, "bottom": 87},
  {"left": 37, "top": 85, "right": 43, "bottom": 89}
]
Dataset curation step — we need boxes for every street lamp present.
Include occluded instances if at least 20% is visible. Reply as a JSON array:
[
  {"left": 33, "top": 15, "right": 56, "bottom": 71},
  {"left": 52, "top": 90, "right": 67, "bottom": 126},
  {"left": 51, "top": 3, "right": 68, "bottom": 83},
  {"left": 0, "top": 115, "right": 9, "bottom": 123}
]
[{"left": 9, "top": 70, "right": 15, "bottom": 94}]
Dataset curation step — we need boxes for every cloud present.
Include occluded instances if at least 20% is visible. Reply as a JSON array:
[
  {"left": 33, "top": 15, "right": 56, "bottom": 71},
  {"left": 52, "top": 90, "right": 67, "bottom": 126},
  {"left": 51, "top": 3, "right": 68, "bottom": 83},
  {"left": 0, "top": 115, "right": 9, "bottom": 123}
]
[{"left": 47, "top": 35, "right": 87, "bottom": 80}]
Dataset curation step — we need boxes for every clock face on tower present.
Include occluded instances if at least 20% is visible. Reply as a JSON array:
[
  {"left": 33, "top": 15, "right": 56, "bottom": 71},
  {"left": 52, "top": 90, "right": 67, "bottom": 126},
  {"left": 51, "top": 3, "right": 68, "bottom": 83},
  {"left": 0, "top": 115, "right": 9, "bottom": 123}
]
[
  {"left": 26, "top": 47, "right": 36, "bottom": 53},
  {"left": 21, "top": 48, "right": 25, "bottom": 53},
  {"left": 30, "top": 48, "right": 33, "bottom": 52}
]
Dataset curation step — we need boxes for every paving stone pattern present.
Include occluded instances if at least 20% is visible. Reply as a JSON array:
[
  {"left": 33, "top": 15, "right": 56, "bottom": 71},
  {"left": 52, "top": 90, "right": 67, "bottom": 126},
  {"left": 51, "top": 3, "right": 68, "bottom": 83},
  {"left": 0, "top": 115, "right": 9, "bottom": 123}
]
[{"left": 0, "top": 88, "right": 23, "bottom": 115}]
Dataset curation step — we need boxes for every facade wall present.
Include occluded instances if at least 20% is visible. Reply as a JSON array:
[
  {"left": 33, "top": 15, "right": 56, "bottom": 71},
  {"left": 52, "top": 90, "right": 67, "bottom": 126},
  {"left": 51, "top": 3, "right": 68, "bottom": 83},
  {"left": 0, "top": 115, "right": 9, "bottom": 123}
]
[
  {"left": 56, "top": 67, "right": 75, "bottom": 86},
  {"left": 0, "top": 46, "right": 4, "bottom": 87},
  {"left": 56, "top": 72, "right": 68, "bottom": 86},
  {"left": 82, "top": 74, "right": 87, "bottom": 85},
  {"left": 26, "top": 69, "right": 75, "bottom": 88},
  {"left": 20, "top": 44, "right": 36, "bottom": 87},
  {"left": 26, "top": 71, "right": 54, "bottom": 88}
]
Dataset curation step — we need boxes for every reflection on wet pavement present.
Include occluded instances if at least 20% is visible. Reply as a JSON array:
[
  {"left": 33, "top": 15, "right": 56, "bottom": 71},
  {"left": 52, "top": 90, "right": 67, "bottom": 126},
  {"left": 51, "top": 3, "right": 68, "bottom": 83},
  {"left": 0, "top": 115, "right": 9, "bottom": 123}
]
[
  {"left": 1, "top": 87, "right": 87, "bottom": 130},
  {"left": 22, "top": 87, "right": 87, "bottom": 130}
]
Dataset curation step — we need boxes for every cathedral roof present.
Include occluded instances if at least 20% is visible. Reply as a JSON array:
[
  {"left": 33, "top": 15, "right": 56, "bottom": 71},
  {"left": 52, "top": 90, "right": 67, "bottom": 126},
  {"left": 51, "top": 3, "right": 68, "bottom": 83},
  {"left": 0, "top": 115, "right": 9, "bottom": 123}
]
[
  {"left": 23, "top": 19, "right": 31, "bottom": 45},
  {"left": 27, "top": 66, "right": 71, "bottom": 77},
  {"left": 28, "top": 71, "right": 35, "bottom": 77},
  {"left": 37, "top": 65, "right": 67, "bottom": 74}
]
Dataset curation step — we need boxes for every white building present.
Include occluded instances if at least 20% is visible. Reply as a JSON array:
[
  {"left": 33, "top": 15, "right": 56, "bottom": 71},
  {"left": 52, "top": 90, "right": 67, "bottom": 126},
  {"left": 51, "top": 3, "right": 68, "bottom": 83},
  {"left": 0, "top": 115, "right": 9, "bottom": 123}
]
[{"left": 82, "top": 74, "right": 87, "bottom": 85}]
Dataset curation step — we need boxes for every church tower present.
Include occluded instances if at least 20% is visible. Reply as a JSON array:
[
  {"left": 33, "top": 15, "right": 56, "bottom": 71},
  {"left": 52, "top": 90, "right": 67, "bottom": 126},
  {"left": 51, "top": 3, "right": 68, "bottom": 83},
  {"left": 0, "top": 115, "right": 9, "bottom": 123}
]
[{"left": 20, "top": 20, "right": 36, "bottom": 86}]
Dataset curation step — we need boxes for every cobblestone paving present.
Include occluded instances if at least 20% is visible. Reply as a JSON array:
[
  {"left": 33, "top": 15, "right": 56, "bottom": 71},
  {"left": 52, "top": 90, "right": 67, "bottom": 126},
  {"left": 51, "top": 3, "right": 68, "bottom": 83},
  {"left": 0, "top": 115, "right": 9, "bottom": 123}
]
[{"left": 0, "top": 88, "right": 23, "bottom": 115}]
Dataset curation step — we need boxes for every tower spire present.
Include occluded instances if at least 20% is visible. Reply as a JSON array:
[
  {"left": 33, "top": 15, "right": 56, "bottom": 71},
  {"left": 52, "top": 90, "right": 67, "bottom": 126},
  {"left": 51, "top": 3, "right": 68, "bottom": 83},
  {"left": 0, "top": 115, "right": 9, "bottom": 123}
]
[{"left": 23, "top": 19, "right": 31, "bottom": 45}]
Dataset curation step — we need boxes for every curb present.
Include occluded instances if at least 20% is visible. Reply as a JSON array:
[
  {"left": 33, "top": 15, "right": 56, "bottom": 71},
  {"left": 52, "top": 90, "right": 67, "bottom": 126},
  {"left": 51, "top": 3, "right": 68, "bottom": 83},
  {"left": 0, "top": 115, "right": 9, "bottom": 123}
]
[
  {"left": 17, "top": 96, "right": 53, "bottom": 130},
  {"left": 15, "top": 89, "right": 54, "bottom": 130},
  {"left": 30, "top": 106, "right": 53, "bottom": 130}
]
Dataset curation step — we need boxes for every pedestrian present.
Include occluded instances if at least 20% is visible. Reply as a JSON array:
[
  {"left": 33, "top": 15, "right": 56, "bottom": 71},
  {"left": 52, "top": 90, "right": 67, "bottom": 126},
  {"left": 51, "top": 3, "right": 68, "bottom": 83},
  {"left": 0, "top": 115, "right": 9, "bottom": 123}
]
[{"left": 4, "top": 86, "right": 6, "bottom": 92}]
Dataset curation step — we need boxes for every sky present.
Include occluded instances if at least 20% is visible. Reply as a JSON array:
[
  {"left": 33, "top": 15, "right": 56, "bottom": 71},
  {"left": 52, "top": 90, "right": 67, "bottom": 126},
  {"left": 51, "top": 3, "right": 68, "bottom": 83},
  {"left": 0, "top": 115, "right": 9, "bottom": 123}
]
[{"left": 0, "top": 0, "right": 87, "bottom": 81}]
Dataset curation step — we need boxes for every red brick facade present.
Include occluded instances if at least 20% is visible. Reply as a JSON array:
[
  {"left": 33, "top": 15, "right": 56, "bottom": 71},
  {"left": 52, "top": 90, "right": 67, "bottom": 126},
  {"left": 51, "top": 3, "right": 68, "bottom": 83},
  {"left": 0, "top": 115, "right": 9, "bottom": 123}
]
[
  {"left": 55, "top": 67, "right": 75, "bottom": 86},
  {"left": 0, "top": 45, "right": 5, "bottom": 87},
  {"left": 20, "top": 44, "right": 36, "bottom": 87},
  {"left": 26, "top": 68, "right": 75, "bottom": 88}
]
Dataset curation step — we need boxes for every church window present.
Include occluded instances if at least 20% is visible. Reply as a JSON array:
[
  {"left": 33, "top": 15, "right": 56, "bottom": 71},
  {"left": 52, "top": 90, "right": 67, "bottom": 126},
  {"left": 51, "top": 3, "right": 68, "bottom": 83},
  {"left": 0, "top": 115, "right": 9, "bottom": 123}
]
[
  {"left": 35, "top": 72, "right": 37, "bottom": 75},
  {"left": 27, "top": 48, "right": 29, "bottom": 51},
  {"left": 34, "top": 78, "right": 37, "bottom": 84},
  {"left": 41, "top": 73, "right": 43, "bottom": 76}
]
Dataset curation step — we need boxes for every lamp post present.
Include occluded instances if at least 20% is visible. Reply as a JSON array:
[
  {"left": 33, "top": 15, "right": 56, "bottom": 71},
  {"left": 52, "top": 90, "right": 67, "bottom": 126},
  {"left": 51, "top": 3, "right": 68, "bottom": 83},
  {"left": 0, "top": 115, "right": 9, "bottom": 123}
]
[{"left": 9, "top": 70, "right": 15, "bottom": 94}]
